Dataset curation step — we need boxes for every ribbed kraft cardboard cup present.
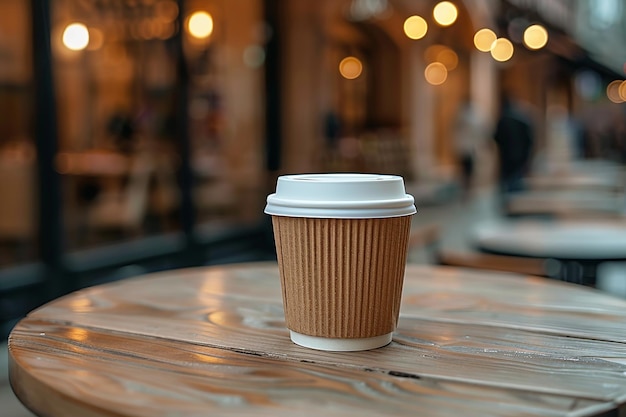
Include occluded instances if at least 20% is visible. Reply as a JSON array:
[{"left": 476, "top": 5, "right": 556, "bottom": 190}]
[{"left": 265, "top": 173, "right": 416, "bottom": 351}]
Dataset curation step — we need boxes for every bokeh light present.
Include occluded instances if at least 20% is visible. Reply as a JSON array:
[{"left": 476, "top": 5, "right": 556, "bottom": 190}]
[
  {"left": 433, "top": 1, "right": 458, "bottom": 27},
  {"left": 523, "top": 24, "right": 548, "bottom": 50},
  {"left": 137, "top": 19, "right": 159, "bottom": 40},
  {"left": 188, "top": 11, "right": 214, "bottom": 39},
  {"left": 437, "top": 47, "right": 458, "bottom": 70},
  {"left": 403, "top": 15, "right": 428, "bottom": 40},
  {"left": 424, "top": 44, "right": 445, "bottom": 63},
  {"left": 425, "top": 45, "right": 458, "bottom": 70},
  {"left": 157, "top": 23, "right": 176, "bottom": 40},
  {"left": 474, "top": 28, "right": 497, "bottom": 52},
  {"left": 607, "top": 80, "right": 624, "bottom": 103},
  {"left": 424, "top": 62, "right": 448, "bottom": 85},
  {"left": 62, "top": 23, "right": 89, "bottom": 51},
  {"left": 618, "top": 80, "right": 626, "bottom": 101},
  {"left": 490, "top": 38, "right": 514, "bottom": 62},
  {"left": 155, "top": 0, "right": 179, "bottom": 22},
  {"left": 339, "top": 56, "right": 363, "bottom": 80}
]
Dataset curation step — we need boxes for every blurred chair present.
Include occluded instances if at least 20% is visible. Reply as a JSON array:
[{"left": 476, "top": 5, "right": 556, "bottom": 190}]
[
  {"left": 555, "top": 210, "right": 626, "bottom": 222},
  {"left": 505, "top": 189, "right": 624, "bottom": 219},
  {"left": 437, "top": 248, "right": 548, "bottom": 277},
  {"left": 86, "top": 152, "right": 153, "bottom": 238}
]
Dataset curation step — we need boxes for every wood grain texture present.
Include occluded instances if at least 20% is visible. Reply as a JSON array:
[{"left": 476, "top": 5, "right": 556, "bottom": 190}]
[{"left": 9, "top": 263, "right": 626, "bottom": 417}]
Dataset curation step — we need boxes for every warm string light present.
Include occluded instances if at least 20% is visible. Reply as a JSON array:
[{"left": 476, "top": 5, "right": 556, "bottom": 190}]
[
  {"left": 619, "top": 81, "right": 626, "bottom": 101},
  {"left": 473, "top": 28, "right": 496, "bottom": 52},
  {"left": 472, "top": 23, "right": 547, "bottom": 63},
  {"left": 339, "top": 56, "right": 363, "bottom": 80},
  {"left": 187, "top": 11, "right": 214, "bottom": 39},
  {"left": 424, "top": 45, "right": 457, "bottom": 70},
  {"left": 424, "top": 62, "right": 447, "bottom": 85},
  {"left": 433, "top": 1, "right": 458, "bottom": 27},
  {"left": 523, "top": 24, "right": 549, "bottom": 50},
  {"left": 403, "top": 2, "right": 459, "bottom": 85},
  {"left": 607, "top": 80, "right": 626, "bottom": 103},
  {"left": 62, "top": 23, "right": 90, "bottom": 51},
  {"left": 402, "top": 5, "right": 549, "bottom": 78},
  {"left": 474, "top": 20, "right": 626, "bottom": 104},
  {"left": 491, "top": 38, "right": 514, "bottom": 62},
  {"left": 403, "top": 1, "right": 457, "bottom": 42},
  {"left": 403, "top": 15, "right": 428, "bottom": 40}
]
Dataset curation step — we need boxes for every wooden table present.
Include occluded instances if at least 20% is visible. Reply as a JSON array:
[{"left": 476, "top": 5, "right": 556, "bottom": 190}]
[
  {"left": 474, "top": 219, "right": 626, "bottom": 285},
  {"left": 9, "top": 262, "right": 626, "bottom": 417}
]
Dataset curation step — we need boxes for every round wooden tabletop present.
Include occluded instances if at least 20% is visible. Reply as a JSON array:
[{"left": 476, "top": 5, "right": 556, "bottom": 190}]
[{"left": 9, "top": 263, "right": 626, "bottom": 417}]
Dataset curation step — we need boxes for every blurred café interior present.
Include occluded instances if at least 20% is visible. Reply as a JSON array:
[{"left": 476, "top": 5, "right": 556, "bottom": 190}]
[{"left": 1, "top": 0, "right": 626, "bottom": 339}]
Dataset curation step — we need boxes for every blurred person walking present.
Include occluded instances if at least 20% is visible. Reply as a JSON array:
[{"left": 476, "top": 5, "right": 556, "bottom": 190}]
[
  {"left": 493, "top": 95, "right": 535, "bottom": 205},
  {"left": 453, "top": 100, "right": 486, "bottom": 200}
]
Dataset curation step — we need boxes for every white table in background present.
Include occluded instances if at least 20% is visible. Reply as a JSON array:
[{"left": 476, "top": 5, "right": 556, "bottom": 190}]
[{"left": 473, "top": 219, "right": 626, "bottom": 285}]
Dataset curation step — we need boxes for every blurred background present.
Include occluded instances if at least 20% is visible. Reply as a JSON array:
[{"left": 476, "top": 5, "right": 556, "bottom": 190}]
[{"left": 1, "top": 0, "right": 626, "bottom": 340}]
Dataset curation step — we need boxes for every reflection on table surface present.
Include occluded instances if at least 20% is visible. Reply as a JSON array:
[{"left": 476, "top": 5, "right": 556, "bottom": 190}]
[{"left": 9, "top": 262, "right": 626, "bottom": 417}]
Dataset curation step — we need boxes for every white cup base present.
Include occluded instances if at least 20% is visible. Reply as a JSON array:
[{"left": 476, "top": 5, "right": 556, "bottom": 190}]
[{"left": 289, "top": 331, "right": 393, "bottom": 351}]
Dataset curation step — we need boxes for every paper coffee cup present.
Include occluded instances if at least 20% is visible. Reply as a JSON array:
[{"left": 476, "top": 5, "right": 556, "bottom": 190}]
[{"left": 265, "top": 173, "right": 416, "bottom": 351}]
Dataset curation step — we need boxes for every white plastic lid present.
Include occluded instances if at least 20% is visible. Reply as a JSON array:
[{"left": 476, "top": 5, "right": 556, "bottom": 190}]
[{"left": 264, "top": 173, "right": 416, "bottom": 219}]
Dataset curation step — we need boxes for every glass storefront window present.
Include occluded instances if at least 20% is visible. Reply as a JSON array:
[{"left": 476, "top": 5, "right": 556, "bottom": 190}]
[
  {"left": 49, "top": 0, "right": 182, "bottom": 250},
  {"left": 46, "top": 0, "right": 267, "bottom": 252},
  {"left": 0, "top": 0, "right": 37, "bottom": 268},
  {"left": 187, "top": 1, "right": 266, "bottom": 236}
]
